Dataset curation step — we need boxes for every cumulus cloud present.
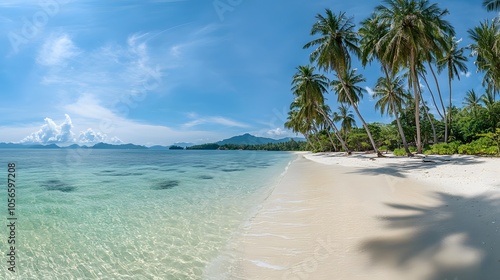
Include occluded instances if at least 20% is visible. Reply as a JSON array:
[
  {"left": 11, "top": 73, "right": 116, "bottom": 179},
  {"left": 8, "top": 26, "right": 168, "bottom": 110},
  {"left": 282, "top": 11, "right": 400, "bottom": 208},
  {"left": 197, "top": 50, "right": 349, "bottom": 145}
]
[
  {"left": 37, "top": 34, "right": 80, "bottom": 66},
  {"left": 19, "top": 114, "right": 126, "bottom": 145},
  {"left": 461, "top": 71, "right": 471, "bottom": 78},
  {"left": 78, "top": 128, "right": 107, "bottom": 144},
  {"left": 21, "top": 114, "right": 75, "bottom": 144}
]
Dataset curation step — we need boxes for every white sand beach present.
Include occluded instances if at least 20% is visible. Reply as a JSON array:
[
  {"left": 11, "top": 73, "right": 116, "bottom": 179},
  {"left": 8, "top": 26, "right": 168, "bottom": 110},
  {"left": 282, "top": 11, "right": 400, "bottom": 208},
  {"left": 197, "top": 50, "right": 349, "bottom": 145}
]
[{"left": 225, "top": 153, "right": 500, "bottom": 280}]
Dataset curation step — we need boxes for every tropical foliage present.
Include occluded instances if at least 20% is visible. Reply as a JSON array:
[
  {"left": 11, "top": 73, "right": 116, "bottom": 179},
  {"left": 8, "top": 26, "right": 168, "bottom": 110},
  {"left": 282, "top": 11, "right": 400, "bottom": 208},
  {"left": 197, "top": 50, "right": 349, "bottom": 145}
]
[
  {"left": 285, "top": 0, "right": 500, "bottom": 156},
  {"left": 186, "top": 140, "right": 307, "bottom": 151}
]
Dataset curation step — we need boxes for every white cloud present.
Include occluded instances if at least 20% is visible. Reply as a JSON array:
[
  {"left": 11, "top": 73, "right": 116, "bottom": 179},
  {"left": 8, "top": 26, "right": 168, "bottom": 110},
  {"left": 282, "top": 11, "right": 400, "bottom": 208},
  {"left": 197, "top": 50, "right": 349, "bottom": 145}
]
[
  {"left": 37, "top": 34, "right": 80, "bottom": 66},
  {"left": 21, "top": 114, "right": 75, "bottom": 144},
  {"left": 39, "top": 33, "right": 164, "bottom": 109},
  {"left": 109, "top": 136, "right": 123, "bottom": 144},
  {"left": 183, "top": 116, "right": 249, "bottom": 128},
  {"left": 78, "top": 128, "right": 107, "bottom": 144},
  {"left": 64, "top": 97, "right": 224, "bottom": 145},
  {"left": 267, "top": 128, "right": 287, "bottom": 137},
  {"left": 461, "top": 71, "right": 471, "bottom": 78},
  {"left": 65, "top": 94, "right": 117, "bottom": 120},
  {"left": 365, "top": 86, "right": 375, "bottom": 97}
]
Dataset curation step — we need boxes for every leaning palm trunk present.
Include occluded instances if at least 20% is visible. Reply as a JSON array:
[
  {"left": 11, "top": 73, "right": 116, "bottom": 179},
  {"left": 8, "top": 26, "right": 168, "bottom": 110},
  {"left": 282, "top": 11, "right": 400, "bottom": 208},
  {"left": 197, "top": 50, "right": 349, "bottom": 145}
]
[
  {"left": 317, "top": 108, "right": 351, "bottom": 153},
  {"left": 380, "top": 68, "right": 412, "bottom": 157},
  {"left": 326, "top": 130, "right": 338, "bottom": 152},
  {"left": 338, "top": 79, "right": 381, "bottom": 157},
  {"left": 419, "top": 74, "right": 441, "bottom": 143},
  {"left": 380, "top": 65, "right": 412, "bottom": 157},
  {"left": 419, "top": 89, "right": 438, "bottom": 144},
  {"left": 410, "top": 50, "right": 423, "bottom": 153},
  {"left": 312, "top": 129, "right": 324, "bottom": 151},
  {"left": 420, "top": 71, "right": 444, "bottom": 119},
  {"left": 448, "top": 78, "right": 453, "bottom": 141},
  {"left": 428, "top": 62, "right": 448, "bottom": 142},
  {"left": 393, "top": 106, "right": 413, "bottom": 157},
  {"left": 305, "top": 134, "right": 316, "bottom": 151}
]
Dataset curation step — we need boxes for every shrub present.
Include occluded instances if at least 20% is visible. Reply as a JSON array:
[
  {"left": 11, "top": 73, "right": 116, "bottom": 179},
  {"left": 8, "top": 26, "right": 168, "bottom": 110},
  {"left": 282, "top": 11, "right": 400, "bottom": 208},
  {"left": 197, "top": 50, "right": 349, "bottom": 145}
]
[
  {"left": 392, "top": 148, "right": 407, "bottom": 156},
  {"left": 458, "top": 137, "right": 498, "bottom": 155},
  {"left": 425, "top": 141, "right": 461, "bottom": 155}
]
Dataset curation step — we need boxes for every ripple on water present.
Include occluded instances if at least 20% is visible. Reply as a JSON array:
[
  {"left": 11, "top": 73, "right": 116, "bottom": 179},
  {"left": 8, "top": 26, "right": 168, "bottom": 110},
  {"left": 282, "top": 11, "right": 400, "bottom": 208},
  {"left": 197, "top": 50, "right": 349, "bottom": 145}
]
[{"left": 94, "top": 171, "right": 145, "bottom": 176}]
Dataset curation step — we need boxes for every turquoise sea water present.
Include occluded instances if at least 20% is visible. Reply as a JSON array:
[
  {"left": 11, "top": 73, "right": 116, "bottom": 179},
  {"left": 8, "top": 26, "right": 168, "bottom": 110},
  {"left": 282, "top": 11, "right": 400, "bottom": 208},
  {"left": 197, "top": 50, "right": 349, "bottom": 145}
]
[{"left": 0, "top": 149, "right": 294, "bottom": 279}]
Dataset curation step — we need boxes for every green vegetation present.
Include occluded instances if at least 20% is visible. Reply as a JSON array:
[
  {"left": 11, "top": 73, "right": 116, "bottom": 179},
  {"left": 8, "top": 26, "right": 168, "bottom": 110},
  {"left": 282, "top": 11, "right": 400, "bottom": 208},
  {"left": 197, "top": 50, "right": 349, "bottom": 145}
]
[
  {"left": 285, "top": 0, "right": 500, "bottom": 157},
  {"left": 186, "top": 140, "right": 307, "bottom": 151},
  {"left": 169, "top": 145, "right": 185, "bottom": 150}
]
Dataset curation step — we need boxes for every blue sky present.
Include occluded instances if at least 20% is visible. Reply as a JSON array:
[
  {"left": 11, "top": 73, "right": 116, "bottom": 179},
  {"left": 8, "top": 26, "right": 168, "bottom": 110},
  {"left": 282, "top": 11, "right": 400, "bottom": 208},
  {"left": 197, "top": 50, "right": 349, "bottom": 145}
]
[{"left": 0, "top": 0, "right": 495, "bottom": 146}]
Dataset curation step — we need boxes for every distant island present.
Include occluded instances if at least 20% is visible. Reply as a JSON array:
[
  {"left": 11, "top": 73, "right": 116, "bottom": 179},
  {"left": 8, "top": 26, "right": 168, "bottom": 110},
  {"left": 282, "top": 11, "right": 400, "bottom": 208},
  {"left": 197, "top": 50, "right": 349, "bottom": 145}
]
[
  {"left": 187, "top": 133, "right": 306, "bottom": 151},
  {"left": 0, "top": 134, "right": 306, "bottom": 151}
]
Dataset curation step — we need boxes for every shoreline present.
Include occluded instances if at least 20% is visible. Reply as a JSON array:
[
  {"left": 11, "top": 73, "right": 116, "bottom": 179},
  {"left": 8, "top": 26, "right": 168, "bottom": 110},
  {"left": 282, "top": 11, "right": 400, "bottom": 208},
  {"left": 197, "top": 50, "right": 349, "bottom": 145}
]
[{"left": 216, "top": 153, "right": 500, "bottom": 279}]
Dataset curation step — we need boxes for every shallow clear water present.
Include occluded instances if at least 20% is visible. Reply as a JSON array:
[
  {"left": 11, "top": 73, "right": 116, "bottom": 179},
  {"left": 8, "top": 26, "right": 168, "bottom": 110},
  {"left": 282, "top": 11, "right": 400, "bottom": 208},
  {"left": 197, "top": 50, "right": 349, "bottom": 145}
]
[{"left": 0, "top": 149, "right": 294, "bottom": 279}]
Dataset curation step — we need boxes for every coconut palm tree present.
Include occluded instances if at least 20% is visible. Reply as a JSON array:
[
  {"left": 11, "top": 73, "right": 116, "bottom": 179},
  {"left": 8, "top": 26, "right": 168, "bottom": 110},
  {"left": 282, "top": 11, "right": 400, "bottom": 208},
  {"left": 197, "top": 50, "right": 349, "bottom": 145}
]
[
  {"left": 333, "top": 103, "right": 356, "bottom": 143},
  {"left": 482, "top": 89, "right": 496, "bottom": 108},
  {"left": 417, "top": 54, "right": 448, "bottom": 142},
  {"left": 374, "top": 0, "right": 454, "bottom": 153},
  {"left": 304, "top": 9, "right": 381, "bottom": 156},
  {"left": 285, "top": 108, "right": 316, "bottom": 149},
  {"left": 483, "top": 0, "right": 500, "bottom": 11},
  {"left": 373, "top": 74, "right": 413, "bottom": 156},
  {"left": 437, "top": 36, "right": 468, "bottom": 142},
  {"left": 330, "top": 66, "right": 381, "bottom": 154},
  {"left": 481, "top": 89, "right": 500, "bottom": 130},
  {"left": 469, "top": 19, "right": 500, "bottom": 99},
  {"left": 463, "top": 89, "right": 482, "bottom": 116},
  {"left": 290, "top": 65, "right": 350, "bottom": 153},
  {"left": 360, "top": 13, "right": 432, "bottom": 151}
]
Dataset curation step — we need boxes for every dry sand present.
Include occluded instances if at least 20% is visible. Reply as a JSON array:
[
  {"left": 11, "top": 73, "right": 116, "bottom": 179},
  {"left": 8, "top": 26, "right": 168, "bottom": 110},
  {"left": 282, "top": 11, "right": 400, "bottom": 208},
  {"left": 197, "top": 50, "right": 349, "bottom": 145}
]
[{"left": 221, "top": 153, "right": 500, "bottom": 280}]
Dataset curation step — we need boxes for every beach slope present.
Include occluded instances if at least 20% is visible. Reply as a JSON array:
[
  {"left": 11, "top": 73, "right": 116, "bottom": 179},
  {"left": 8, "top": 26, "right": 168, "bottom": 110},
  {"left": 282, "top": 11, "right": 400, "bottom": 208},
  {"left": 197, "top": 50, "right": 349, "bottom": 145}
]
[{"left": 227, "top": 154, "right": 500, "bottom": 280}]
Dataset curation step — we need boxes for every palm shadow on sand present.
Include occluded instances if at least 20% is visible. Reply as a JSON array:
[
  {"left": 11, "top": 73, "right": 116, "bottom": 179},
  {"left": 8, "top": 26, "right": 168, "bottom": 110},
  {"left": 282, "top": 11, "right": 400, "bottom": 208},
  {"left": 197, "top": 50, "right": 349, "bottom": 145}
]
[
  {"left": 347, "top": 155, "right": 483, "bottom": 178},
  {"left": 361, "top": 192, "right": 500, "bottom": 280}
]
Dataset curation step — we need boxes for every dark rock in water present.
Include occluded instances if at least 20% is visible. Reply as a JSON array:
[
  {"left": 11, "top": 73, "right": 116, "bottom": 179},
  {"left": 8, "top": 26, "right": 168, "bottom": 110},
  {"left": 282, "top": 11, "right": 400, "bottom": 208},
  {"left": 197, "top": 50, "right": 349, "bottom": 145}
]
[
  {"left": 152, "top": 180, "right": 180, "bottom": 190},
  {"left": 221, "top": 168, "right": 245, "bottom": 172},
  {"left": 109, "top": 172, "right": 144, "bottom": 176},
  {"left": 197, "top": 175, "right": 214, "bottom": 180},
  {"left": 41, "top": 179, "right": 76, "bottom": 193}
]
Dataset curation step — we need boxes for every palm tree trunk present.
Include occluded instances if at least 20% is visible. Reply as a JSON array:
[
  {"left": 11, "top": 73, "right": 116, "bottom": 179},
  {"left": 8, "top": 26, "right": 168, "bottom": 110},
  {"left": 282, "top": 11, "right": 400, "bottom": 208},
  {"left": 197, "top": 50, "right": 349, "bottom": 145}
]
[
  {"left": 448, "top": 77, "right": 453, "bottom": 141},
  {"left": 428, "top": 62, "right": 448, "bottom": 142},
  {"left": 312, "top": 129, "right": 324, "bottom": 151},
  {"left": 419, "top": 72, "right": 444, "bottom": 119},
  {"left": 305, "top": 134, "right": 316, "bottom": 151},
  {"left": 391, "top": 98, "right": 412, "bottom": 157},
  {"left": 420, "top": 90, "right": 438, "bottom": 144},
  {"left": 411, "top": 50, "right": 422, "bottom": 153},
  {"left": 381, "top": 65, "right": 412, "bottom": 157},
  {"left": 317, "top": 108, "right": 350, "bottom": 154},
  {"left": 338, "top": 79, "right": 381, "bottom": 157},
  {"left": 326, "top": 131, "right": 338, "bottom": 152}
]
